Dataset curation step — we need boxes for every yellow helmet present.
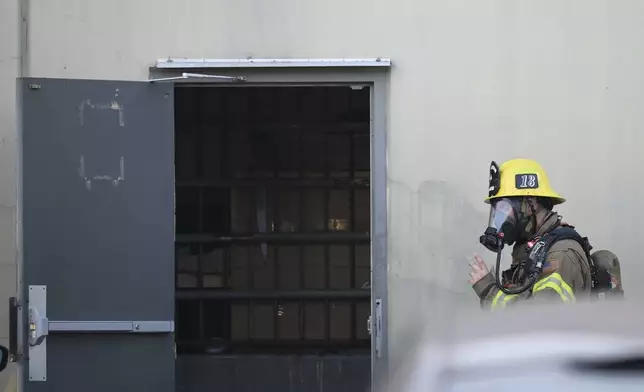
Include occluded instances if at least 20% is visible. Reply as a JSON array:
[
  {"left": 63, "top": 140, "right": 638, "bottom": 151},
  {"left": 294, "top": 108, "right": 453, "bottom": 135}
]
[{"left": 484, "top": 158, "right": 565, "bottom": 205}]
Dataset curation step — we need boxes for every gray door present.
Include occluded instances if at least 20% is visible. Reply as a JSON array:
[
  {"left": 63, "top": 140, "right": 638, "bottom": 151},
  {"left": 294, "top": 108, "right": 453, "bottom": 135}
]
[{"left": 17, "top": 78, "right": 175, "bottom": 392}]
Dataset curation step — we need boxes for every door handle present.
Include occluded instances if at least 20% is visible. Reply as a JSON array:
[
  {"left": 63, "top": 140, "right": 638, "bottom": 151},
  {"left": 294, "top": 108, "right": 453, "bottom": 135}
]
[{"left": 27, "top": 285, "right": 174, "bottom": 382}]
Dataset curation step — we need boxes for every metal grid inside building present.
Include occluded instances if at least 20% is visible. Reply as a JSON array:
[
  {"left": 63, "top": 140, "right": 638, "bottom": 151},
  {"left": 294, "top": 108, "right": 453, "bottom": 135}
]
[{"left": 174, "top": 85, "right": 371, "bottom": 354}]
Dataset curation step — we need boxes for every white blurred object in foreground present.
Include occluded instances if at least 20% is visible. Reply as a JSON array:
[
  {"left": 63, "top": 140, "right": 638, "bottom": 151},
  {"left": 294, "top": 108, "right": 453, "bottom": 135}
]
[{"left": 385, "top": 299, "right": 644, "bottom": 392}]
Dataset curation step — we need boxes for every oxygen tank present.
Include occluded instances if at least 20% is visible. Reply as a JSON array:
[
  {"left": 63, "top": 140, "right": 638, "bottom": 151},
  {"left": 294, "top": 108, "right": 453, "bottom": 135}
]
[{"left": 591, "top": 249, "right": 624, "bottom": 298}]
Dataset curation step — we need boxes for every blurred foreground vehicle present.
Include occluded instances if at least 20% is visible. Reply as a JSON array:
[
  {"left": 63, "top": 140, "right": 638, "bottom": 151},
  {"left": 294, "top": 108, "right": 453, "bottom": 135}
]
[{"left": 385, "top": 299, "right": 644, "bottom": 392}]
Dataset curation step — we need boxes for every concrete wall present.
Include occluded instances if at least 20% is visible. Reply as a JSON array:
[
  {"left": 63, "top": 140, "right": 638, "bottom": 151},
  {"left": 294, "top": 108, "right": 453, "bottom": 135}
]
[
  {"left": 3, "top": 0, "right": 644, "bottom": 385},
  {"left": 0, "top": 0, "right": 20, "bottom": 388}
]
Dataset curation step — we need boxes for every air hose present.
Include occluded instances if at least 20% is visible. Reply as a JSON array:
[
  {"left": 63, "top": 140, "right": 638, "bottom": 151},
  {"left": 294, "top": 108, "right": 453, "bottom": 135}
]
[{"left": 493, "top": 236, "right": 539, "bottom": 295}]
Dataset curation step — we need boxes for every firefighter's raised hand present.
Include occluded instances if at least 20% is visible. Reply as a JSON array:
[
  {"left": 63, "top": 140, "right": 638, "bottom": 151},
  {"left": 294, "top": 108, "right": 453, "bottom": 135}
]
[{"left": 469, "top": 254, "right": 490, "bottom": 285}]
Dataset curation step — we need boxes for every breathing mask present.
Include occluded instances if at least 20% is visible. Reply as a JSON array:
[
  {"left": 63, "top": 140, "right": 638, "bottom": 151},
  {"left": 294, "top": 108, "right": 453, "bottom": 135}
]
[
  {"left": 481, "top": 197, "right": 532, "bottom": 250},
  {"left": 478, "top": 196, "right": 540, "bottom": 295}
]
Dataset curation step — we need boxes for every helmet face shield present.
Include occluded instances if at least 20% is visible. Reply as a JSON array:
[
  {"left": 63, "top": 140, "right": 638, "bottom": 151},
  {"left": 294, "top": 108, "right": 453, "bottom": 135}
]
[{"left": 487, "top": 198, "right": 519, "bottom": 245}]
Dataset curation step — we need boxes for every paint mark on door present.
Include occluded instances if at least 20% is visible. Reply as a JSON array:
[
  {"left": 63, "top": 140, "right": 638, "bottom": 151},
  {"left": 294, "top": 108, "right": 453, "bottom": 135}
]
[
  {"left": 79, "top": 99, "right": 125, "bottom": 127},
  {"left": 77, "top": 97, "right": 127, "bottom": 191},
  {"left": 78, "top": 155, "right": 125, "bottom": 190}
]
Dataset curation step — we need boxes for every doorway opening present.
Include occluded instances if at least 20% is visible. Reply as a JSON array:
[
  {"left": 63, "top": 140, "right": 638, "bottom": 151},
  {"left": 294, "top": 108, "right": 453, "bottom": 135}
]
[{"left": 173, "top": 85, "right": 372, "bottom": 356}]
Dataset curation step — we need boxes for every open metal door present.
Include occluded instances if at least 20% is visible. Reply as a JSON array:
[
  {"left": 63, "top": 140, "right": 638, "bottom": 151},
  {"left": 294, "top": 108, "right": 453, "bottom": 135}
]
[{"left": 15, "top": 78, "right": 175, "bottom": 392}]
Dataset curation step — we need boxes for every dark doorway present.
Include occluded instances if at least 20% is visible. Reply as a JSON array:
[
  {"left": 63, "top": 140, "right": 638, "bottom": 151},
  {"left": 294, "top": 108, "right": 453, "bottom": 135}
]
[{"left": 174, "top": 85, "right": 372, "bottom": 391}]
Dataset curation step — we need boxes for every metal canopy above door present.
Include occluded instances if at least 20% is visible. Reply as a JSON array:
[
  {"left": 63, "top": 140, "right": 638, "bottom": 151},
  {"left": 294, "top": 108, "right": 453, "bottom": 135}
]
[
  {"left": 156, "top": 57, "right": 392, "bottom": 69},
  {"left": 15, "top": 77, "right": 176, "bottom": 392}
]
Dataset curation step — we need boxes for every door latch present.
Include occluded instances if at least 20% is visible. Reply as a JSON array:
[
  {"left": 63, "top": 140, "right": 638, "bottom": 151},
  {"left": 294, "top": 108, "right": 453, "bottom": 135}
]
[
  {"left": 28, "top": 306, "right": 49, "bottom": 347},
  {"left": 374, "top": 298, "right": 383, "bottom": 358}
]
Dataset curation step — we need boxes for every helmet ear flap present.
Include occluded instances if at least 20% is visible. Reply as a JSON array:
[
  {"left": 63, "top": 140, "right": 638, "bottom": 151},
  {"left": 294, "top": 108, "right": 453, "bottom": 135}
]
[
  {"left": 537, "top": 197, "right": 554, "bottom": 211},
  {"left": 522, "top": 197, "right": 552, "bottom": 215},
  {"left": 513, "top": 198, "right": 537, "bottom": 239}
]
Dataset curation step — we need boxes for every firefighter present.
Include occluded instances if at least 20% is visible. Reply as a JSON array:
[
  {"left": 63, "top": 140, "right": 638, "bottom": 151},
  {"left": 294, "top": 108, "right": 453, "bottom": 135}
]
[{"left": 469, "top": 159, "right": 592, "bottom": 309}]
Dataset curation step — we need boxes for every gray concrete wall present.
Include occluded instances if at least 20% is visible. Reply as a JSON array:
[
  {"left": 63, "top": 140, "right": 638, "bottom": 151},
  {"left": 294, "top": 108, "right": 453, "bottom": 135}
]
[
  {"left": 2, "top": 0, "right": 644, "bottom": 386},
  {"left": 0, "top": 0, "right": 20, "bottom": 388}
]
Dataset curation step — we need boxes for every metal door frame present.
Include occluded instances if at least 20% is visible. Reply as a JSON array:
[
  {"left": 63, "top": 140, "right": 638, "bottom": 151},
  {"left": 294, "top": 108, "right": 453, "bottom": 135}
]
[{"left": 149, "top": 62, "right": 391, "bottom": 386}]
